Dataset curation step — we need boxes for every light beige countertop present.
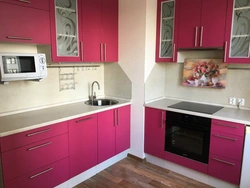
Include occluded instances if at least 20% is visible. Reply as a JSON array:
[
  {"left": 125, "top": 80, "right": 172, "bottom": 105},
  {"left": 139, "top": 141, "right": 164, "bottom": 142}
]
[
  {"left": 0, "top": 98, "right": 131, "bottom": 137},
  {"left": 145, "top": 98, "right": 250, "bottom": 125}
]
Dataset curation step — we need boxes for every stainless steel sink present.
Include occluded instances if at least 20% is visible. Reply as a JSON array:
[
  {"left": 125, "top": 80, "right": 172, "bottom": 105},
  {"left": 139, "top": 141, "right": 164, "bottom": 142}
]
[{"left": 85, "top": 99, "right": 119, "bottom": 106}]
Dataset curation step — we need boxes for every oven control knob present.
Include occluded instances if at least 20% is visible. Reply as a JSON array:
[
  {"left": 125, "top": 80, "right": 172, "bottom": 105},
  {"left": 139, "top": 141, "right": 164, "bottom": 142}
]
[{"left": 40, "top": 57, "right": 46, "bottom": 64}]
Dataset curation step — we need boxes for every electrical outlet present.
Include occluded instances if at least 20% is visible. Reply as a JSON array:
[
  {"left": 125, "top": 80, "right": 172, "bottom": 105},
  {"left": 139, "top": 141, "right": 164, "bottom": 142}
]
[
  {"left": 238, "top": 98, "right": 245, "bottom": 106},
  {"left": 229, "top": 97, "right": 236, "bottom": 105}
]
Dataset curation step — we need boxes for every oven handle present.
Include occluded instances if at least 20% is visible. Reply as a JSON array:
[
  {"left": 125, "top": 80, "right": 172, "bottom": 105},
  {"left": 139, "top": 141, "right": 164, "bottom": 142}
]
[{"left": 213, "top": 134, "right": 237, "bottom": 141}]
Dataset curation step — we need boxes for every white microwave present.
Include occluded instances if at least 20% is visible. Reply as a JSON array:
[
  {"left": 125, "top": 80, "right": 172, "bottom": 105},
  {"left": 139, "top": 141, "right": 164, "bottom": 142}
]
[{"left": 0, "top": 53, "right": 47, "bottom": 83}]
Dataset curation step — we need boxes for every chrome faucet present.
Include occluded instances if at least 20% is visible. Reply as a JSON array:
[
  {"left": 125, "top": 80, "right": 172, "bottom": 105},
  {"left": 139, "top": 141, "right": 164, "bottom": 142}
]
[{"left": 90, "top": 81, "right": 100, "bottom": 101}]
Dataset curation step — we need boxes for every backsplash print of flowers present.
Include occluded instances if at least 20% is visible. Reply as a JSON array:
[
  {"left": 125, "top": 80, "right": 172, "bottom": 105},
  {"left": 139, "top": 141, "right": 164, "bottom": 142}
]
[{"left": 182, "top": 59, "right": 228, "bottom": 89}]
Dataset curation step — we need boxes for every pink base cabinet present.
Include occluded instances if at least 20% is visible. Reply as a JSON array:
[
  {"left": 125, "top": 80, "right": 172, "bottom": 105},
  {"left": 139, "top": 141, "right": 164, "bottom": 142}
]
[{"left": 98, "top": 105, "right": 131, "bottom": 163}]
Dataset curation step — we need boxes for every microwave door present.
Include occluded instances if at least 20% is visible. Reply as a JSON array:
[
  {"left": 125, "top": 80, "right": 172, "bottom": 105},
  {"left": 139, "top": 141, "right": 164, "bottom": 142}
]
[{"left": 18, "top": 56, "right": 37, "bottom": 74}]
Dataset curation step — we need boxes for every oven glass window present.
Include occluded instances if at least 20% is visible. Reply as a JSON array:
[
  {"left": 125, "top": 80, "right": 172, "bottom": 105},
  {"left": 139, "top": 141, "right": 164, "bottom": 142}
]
[{"left": 171, "top": 126, "right": 204, "bottom": 155}]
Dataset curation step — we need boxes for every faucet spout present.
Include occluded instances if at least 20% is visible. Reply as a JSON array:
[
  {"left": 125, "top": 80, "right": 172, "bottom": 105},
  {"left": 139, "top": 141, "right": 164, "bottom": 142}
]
[{"left": 90, "top": 81, "right": 100, "bottom": 101}]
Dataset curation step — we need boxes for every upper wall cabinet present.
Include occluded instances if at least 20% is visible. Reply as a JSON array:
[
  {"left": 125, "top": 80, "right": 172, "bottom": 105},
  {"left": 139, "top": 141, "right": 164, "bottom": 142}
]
[
  {"left": 155, "top": 0, "right": 180, "bottom": 62},
  {"left": 82, "top": 0, "right": 118, "bottom": 62},
  {"left": 178, "top": 0, "right": 227, "bottom": 49},
  {"left": 50, "top": 0, "right": 118, "bottom": 62},
  {"left": 50, "top": 0, "right": 83, "bottom": 62},
  {"left": 224, "top": 0, "right": 250, "bottom": 63},
  {"left": 0, "top": 1, "right": 50, "bottom": 44}
]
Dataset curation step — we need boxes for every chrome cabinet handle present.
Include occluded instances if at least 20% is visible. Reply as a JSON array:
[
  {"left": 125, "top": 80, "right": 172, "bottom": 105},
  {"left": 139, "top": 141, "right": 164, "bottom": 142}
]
[
  {"left": 213, "top": 134, "right": 237, "bottom": 141},
  {"left": 200, "top": 26, "right": 203, "bottom": 47},
  {"left": 7, "top": 36, "right": 32, "bottom": 40},
  {"left": 173, "top": 43, "right": 176, "bottom": 62},
  {"left": 212, "top": 157, "right": 235, "bottom": 166},
  {"left": 117, "top": 109, "right": 119, "bottom": 126},
  {"left": 29, "top": 168, "right": 53, "bottom": 179},
  {"left": 19, "top": 0, "right": 31, "bottom": 3},
  {"left": 104, "top": 43, "right": 107, "bottom": 61},
  {"left": 194, "top": 26, "right": 198, "bottom": 47},
  {"left": 28, "top": 142, "right": 52, "bottom": 151},
  {"left": 100, "top": 43, "right": 103, "bottom": 61},
  {"left": 76, "top": 117, "right": 92, "bottom": 123},
  {"left": 224, "top": 41, "right": 228, "bottom": 62},
  {"left": 80, "top": 41, "right": 84, "bottom": 61},
  {"left": 114, "top": 110, "right": 117, "bottom": 126},
  {"left": 161, "top": 111, "right": 165, "bottom": 129},
  {"left": 26, "top": 128, "right": 51, "bottom": 137},
  {"left": 214, "top": 121, "right": 238, "bottom": 128}
]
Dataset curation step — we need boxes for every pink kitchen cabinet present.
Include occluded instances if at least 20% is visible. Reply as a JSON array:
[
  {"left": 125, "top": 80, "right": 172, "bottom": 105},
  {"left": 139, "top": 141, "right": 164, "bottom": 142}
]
[
  {"left": 208, "top": 119, "right": 245, "bottom": 185},
  {"left": 82, "top": 0, "right": 118, "bottom": 62},
  {"left": 155, "top": 0, "right": 180, "bottom": 62},
  {"left": 0, "top": 2, "right": 50, "bottom": 44},
  {"left": 224, "top": 0, "right": 250, "bottom": 63},
  {"left": 178, "top": 0, "right": 227, "bottom": 49},
  {"left": 0, "top": 0, "right": 49, "bottom": 10},
  {"left": 1, "top": 133, "right": 69, "bottom": 182},
  {"left": 98, "top": 105, "right": 131, "bottom": 163},
  {"left": 68, "top": 114, "right": 98, "bottom": 178},
  {"left": 1, "top": 121, "right": 68, "bottom": 152},
  {"left": 5, "top": 157, "right": 69, "bottom": 188},
  {"left": 144, "top": 107, "right": 166, "bottom": 159}
]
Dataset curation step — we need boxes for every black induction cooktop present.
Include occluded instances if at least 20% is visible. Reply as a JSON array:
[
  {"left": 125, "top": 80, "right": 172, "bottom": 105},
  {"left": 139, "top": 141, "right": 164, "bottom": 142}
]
[{"left": 168, "top": 101, "right": 223, "bottom": 114}]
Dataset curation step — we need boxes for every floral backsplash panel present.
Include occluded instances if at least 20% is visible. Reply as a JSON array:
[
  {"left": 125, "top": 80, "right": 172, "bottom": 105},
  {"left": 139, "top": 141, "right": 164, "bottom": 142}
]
[{"left": 182, "top": 59, "right": 228, "bottom": 89}]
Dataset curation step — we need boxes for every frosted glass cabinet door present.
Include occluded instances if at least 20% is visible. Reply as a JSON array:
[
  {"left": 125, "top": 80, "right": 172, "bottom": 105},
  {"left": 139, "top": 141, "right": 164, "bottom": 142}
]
[
  {"left": 50, "top": 0, "right": 82, "bottom": 62},
  {"left": 225, "top": 0, "right": 250, "bottom": 63},
  {"left": 155, "top": 0, "right": 179, "bottom": 62}
]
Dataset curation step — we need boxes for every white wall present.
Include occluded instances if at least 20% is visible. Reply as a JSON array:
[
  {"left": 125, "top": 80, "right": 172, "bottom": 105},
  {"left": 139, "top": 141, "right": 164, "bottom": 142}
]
[{"left": 119, "top": 0, "right": 157, "bottom": 158}]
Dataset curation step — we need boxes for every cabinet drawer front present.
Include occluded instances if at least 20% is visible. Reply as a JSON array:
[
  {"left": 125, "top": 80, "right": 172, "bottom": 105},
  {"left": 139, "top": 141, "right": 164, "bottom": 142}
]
[
  {"left": 2, "top": 133, "right": 69, "bottom": 182},
  {"left": 1, "top": 121, "right": 68, "bottom": 152},
  {"left": 208, "top": 154, "right": 241, "bottom": 185},
  {"left": 212, "top": 119, "right": 245, "bottom": 136},
  {"left": 210, "top": 130, "right": 244, "bottom": 161},
  {"left": 5, "top": 157, "right": 69, "bottom": 188},
  {"left": 0, "top": 2, "right": 51, "bottom": 44},
  {"left": 0, "top": 0, "right": 49, "bottom": 10}
]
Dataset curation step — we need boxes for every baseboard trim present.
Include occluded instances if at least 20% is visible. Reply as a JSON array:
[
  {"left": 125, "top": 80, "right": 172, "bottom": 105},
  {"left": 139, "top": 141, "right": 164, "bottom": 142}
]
[{"left": 127, "top": 153, "right": 146, "bottom": 162}]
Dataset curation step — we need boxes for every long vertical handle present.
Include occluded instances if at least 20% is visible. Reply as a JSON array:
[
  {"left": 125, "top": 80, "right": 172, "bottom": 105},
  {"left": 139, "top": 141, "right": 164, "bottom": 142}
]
[
  {"left": 114, "top": 109, "right": 116, "bottom": 126},
  {"left": 104, "top": 43, "right": 107, "bottom": 61},
  {"left": 194, "top": 27, "right": 198, "bottom": 47},
  {"left": 200, "top": 26, "right": 203, "bottom": 47},
  {"left": 117, "top": 109, "right": 119, "bottom": 126},
  {"left": 173, "top": 43, "right": 176, "bottom": 62},
  {"left": 80, "top": 41, "right": 84, "bottom": 61},
  {"left": 100, "top": 43, "right": 103, "bottom": 61},
  {"left": 224, "top": 41, "right": 228, "bottom": 62},
  {"left": 161, "top": 111, "right": 165, "bottom": 129}
]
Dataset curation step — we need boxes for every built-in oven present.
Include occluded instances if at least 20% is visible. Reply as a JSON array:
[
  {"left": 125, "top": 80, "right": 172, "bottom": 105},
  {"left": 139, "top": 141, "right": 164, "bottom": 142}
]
[{"left": 165, "top": 111, "right": 211, "bottom": 164}]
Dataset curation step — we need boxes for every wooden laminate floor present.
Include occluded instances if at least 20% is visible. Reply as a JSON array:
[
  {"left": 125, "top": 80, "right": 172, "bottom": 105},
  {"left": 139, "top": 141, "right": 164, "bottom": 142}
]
[{"left": 74, "top": 157, "right": 214, "bottom": 188}]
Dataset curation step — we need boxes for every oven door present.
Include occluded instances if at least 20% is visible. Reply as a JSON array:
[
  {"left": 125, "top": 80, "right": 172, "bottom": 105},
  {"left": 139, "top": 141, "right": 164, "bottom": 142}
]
[{"left": 165, "top": 121, "right": 210, "bottom": 164}]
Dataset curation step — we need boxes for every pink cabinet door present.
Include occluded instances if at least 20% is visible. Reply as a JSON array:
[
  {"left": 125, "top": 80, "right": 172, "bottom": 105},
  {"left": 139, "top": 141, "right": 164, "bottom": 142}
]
[
  {"left": 200, "top": 0, "right": 227, "bottom": 48},
  {"left": 50, "top": 0, "right": 83, "bottom": 62},
  {"left": 68, "top": 114, "right": 98, "bottom": 178},
  {"left": 82, "top": 0, "right": 102, "bottom": 62},
  {"left": 1, "top": 121, "right": 68, "bottom": 152},
  {"left": 0, "top": 0, "right": 49, "bottom": 10},
  {"left": 5, "top": 157, "right": 69, "bottom": 188},
  {"left": 224, "top": 0, "right": 250, "bottom": 64},
  {"left": 208, "top": 154, "right": 241, "bottom": 185},
  {"left": 144, "top": 107, "right": 166, "bottom": 159},
  {"left": 115, "top": 105, "right": 131, "bottom": 154},
  {"left": 178, "top": 0, "right": 202, "bottom": 48},
  {"left": 155, "top": 0, "right": 180, "bottom": 62},
  {"left": 98, "top": 109, "right": 116, "bottom": 163},
  {"left": 1, "top": 133, "right": 69, "bottom": 182},
  {"left": 102, "top": 0, "right": 118, "bottom": 62},
  {"left": 0, "top": 2, "right": 50, "bottom": 44}
]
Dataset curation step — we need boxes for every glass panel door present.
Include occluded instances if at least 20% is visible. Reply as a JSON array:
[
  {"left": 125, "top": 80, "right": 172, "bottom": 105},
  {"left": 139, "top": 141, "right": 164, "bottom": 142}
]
[
  {"left": 160, "top": 0, "right": 175, "bottom": 58},
  {"left": 55, "top": 0, "right": 79, "bottom": 56},
  {"left": 230, "top": 0, "right": 250, "bottom": 58}
]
